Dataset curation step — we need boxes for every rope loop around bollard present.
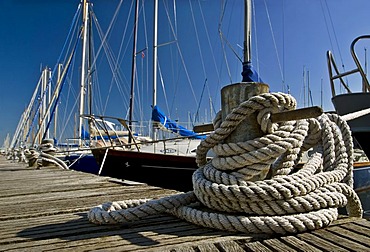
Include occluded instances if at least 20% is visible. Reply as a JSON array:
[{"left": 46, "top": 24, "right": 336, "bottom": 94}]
[{"left": 87, "top": 92, "right": 363, "bottom": 235}]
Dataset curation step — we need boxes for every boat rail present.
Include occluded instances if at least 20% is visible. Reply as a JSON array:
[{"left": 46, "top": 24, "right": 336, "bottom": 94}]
[
  {"left": 327, "top": 35, "right": 370, "bottom": 96},
  {"left": 81, "top": 114, "right": 206, "bottom": 153}
]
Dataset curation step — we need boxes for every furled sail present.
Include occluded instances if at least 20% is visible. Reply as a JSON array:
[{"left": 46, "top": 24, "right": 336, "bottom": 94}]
[
  {"left": 242, "top": 62, "right": 263, "bottom": 82},
  {"left": 151, "top": 106, "right": 206, "bottom": 139}
]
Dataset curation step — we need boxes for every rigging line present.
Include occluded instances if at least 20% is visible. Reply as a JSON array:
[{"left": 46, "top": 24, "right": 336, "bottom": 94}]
[
  {"left": 218, "top": 28, "right": 233, "bottom": 83},
  {"left": 14, "top": 75, "right": 43, "bottom": 147},
  {"left": 320, "top": 0, "right": 348, "bottom": 92},
  {"left": 59, "top": 92, "right": 79, "bottom": 140},
  {"left": 219, "top": 0, "right": 227, "bottom": 26},
  {"left": 319, "top": 1, "right": 334, "bottom": 59},
  {"left": 173, "top": 0, "right": 178, "bottom": 37},
  {"left": 24, "top": 23, "right": 79, "bottom": 144},
  {"left": 217, "top": 0, "right": 234, "bottom": 83},
  {"left": 49, "top": 4, "right": 82, "bottom": 91},
  {"left": 221, "top": 31, "right": 243, "bottom": 63},
  {"left": 93, "top": 1, "right": 139, "bottom": 112},
  {"left": 135, "top": 0, "right": 149, "bottom": 125},
  {"left": 262, "top": 0, "right": 284, "bottom": 83},
  {"left": 198, "top": 2, "right": 220, "bottom": 74},
  {"left": 87, "top": 35, "right": 104, "bottom": 116},
  {"left": 198, "top": 0, "right": 221, "bottom": 118},
  {"left": 91, "top": 10, "right": 132, "bottom": 111},
  {"left": 139, "top": 1, "right": 149, "bottom": 124},
  {"left": 324, "top": 0, "right": 346, "bottom": 72},
  {"left": 60, "top": 63, "right": 90, "bottom": 141},
  {"left": 252, "top": 0, "right": 260, "bottom": 75},
  {"left": 42, "top": 47, "right": 80, "bottom": 141},
  {"left": 188, "top": 0, "right": 211, "bottom": 124},
  {"left": 89, "top": 0, "right": 124, "bottom": 74},
  {"left": 193, "top": 78, "right": 207, "bottom": 124},
  {"left": 188, "top": 0, "right": 206, "bottom": 78},
  {"left": 162, "top": 0, "right": 178, "bottom": 37},
  {"left": 163, "top": 0, "right": 180, "bottom": 116},
  {"left": 157, "top": 59, "right": 171, "bottom": 116},
  {"left": 60, "top": 56, "right": 76, "bottom": 130},
  {"left": 34, "top": 27, "right": 83, "bottom": 144},
  {"left": 162, "top": 1, "right": 198, "bottom": 105}
]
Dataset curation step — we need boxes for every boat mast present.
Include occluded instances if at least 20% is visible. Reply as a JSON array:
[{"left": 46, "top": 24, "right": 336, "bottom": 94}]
[
  {"left": 152, "top": 0, "right": 158, "bottom": 141},
  {"left": 128, "top": 0, "right": 139, "bottom": 144},
  {"left": 79, "top": 0, "right": 89, "bottom": 147},
  {"left": 241, "top": 0, "right": 260, "bottom": 82},
  {"left": 54, "top": 64, "right": 63, "bottom": 140},
  {"left": 244, "top": 0, "right": 252, "bottom": 65}
]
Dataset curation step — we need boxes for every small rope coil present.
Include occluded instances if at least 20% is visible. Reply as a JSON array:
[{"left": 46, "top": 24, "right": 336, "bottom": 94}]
[
  {"left": 24, "top": 148, "right": 39, "bottom": 167},
  {"left": 88, "top": 92, "right": 362, "bottom": 234},
  {"left": 38, "top": 142, "right": 69, "bottom": 170}
]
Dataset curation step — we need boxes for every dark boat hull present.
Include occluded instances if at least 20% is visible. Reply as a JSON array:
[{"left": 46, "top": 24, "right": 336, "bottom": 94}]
[
  {"left": 91, "top": 148, "right": 197, "bottom": 192},
  {"left": 63, "top": 153, "right": 100, "bottom": 174},
  {"left": 332, "top": 92, "right": 370, "bottom": 156}
]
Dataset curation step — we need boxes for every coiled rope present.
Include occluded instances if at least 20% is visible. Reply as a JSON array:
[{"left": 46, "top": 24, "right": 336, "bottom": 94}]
[
  {"left": 88, "top": 92, "right": 362, "bottom": 234},
  {"left": 24, "top": 148, "right": 39, "bottom": 167},
  {"left": 24, "top": 140, "right": 69, "bottom": 170},
  {"left": 39, "top": 142, "right": 69, "bottom": 169}
]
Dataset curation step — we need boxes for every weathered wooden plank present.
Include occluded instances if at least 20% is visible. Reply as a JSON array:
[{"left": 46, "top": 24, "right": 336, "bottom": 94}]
[
  {"left": 243, "top": 241, "right": 273, "bottom": 252},
  {"left": 326, "top": 225, "right": 370, "bottom": 246},
  {"left": 280, "top": 235, "right": 322, "bottom": 252},
  {"left": 196, "top": 242, "right": 219, "bottom": 252},
  {"left": 1, "top": 214, "right": 229, "bottom": 251},
  {"left": 314, "top": 228, "right": 369, "bottom": 251},
  {"left": 217, "top": 240, "right": 245, "bottom": 252},
  {"left": 0, "top": 189, "right": 176, "bottom": 221},
  {"left": 297, "top": 233, "right": 349, "bottom": 252},
  {"left": 340, "top": 222, "right": 370, "bottom": 237},
  {"left": 354, "top": 218, "right": 370, "bottom": 228},
  {"left": 1, "top": 157, "right": 370, "bottom": 252},
  {"left": 165, "top": 246, "right": 195, "bottom": 252},
  {"left": 262, "top": 238, "right": 296, "bottom": 252},
  {"left": 0, "top": 215, "right": 181, "bottom": 244}
]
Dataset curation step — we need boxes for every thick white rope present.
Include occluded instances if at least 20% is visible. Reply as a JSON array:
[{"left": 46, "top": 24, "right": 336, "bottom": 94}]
[
  {"left": 24, "top": 148, "right": 39, "bottom": 167},
  {"left": 88, "top": 92, "right": 362, "bottom": 234},
  {"left": 25, "top": 142, "right": 69, "bottom": 170},
  {"left": 341, "top": 107, "right": 370, "bottom": 122}
]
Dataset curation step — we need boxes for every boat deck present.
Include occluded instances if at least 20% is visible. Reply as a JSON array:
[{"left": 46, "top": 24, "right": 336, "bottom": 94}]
[{"left": 1, "top": 155, "right": 370, "bottom": 251}]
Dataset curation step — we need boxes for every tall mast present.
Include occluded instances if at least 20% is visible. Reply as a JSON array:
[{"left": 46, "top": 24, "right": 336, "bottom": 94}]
[
  {"left": 88, "top": 12, "right": 93, "bottom": 116},
  {"left": 244, "top": 0, "right": 252, "bottom": 64},
  {"left": 241, "top": 0, "right": 260, "bottom": 82},
  {"left": 152, "top": 0, "right": 158, "bottom": 140},
  {"left": 79, "top": 0, "right": 89, "bottom": 147},
  {"left": 128, "top": 0, "right": 139, "bottom": 144},
  {"left": 54, "top": 63, "right": 63, "bottom": 140}
]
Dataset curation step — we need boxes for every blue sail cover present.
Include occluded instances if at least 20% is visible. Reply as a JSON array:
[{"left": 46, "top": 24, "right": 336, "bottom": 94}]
[
  {"left": 242, "top": 61, "right": 263, "bottom": 82},
  {"left": 81, "top": 126, "right": 90, "bottom": 140},
  {"left": 152, "top": 106, "right": 206, "bottom": 139}
]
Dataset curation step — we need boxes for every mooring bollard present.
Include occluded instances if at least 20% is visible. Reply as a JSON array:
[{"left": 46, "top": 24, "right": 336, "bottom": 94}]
[
  {"left": 221, "top": 82, "right": 269, "bottom": 180},
  {"left": 221, "top": 82, "right": 269, "bottom": 143},
  {"left": 40, "top": 139, "right": 56, "bottom": 167},
  {"left": 26, "top": 147, "right": 39, "bottom": 167}
]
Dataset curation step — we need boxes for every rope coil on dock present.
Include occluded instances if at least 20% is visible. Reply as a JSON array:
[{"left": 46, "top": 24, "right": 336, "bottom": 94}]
[
  {"left": 27, "top": 141, "right": 69, "bottom": 170},
  {"left": 88, "top": 92, "right": 363, "bottom": 234}
]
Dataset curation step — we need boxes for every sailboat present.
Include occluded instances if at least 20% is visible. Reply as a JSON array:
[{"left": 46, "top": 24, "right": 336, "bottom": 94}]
[
  {"left": 327, "top": 34, "right": 370, "bottom": 214},
  {"left": 90, "top": 0, "right": 208, "bottom": 192},
  {"left": 7, "top": 0, "right": 99, "bottom": 171},
  {"left": 327, "top": 35, "right": 370, "bottom": 157}
]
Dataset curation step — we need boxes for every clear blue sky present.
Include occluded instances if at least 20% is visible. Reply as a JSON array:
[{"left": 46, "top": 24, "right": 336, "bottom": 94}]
[{"left": 1, "top": 0, "right": 370, "bottom": 146}]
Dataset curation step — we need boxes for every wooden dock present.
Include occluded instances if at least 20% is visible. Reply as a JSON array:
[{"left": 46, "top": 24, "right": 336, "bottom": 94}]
[{"left": 1, "top": 155, "right": 370, "bottom": 251}]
